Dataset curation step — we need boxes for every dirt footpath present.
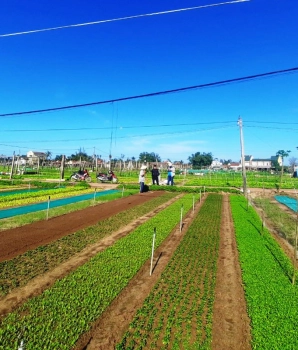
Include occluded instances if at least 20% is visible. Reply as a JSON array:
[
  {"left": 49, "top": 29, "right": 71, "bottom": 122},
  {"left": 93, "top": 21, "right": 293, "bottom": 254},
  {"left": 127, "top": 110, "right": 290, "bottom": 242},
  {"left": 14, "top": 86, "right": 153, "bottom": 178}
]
[
  {"left": 0, "top": 191, "right": 165, "bottom": 262},
  {"left": 212, "top": 194, "right": 251, "bottom": 349}
]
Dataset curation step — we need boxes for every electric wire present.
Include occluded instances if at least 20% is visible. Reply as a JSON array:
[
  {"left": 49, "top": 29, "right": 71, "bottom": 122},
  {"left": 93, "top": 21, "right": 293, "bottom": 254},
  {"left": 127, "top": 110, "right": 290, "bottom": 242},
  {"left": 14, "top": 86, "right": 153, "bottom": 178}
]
[
  {"left": 0, "top": 125, "right": 237, "bottom": 144},
  {"left": 2, "top": 120, "right": 298, "bottom": 133},
  {"left": 1, "top": 121, "right": 237, "bottom": 132},
  {"left": 0, "top": 0, "right": 250, "bottom": 38},
  {"left": 1, "top": 66, "right": 297, "bottom": 117},
  {"left": 3, "top": 125, "right": 298, "bottom": 146}
]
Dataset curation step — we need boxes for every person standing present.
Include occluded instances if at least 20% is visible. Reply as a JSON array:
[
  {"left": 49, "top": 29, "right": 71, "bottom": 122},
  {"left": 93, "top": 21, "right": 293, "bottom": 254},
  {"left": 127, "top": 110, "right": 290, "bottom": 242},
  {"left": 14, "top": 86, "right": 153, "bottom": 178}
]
[
  {"left": 167, "top": 161, "right": 175, "bottom": 186},
  {"left": 151, "top": 164, "right": 160, "bottom": 185},
  {"left": 139, "top": 165, "right": 147, "bottom": 193},
  {"left": 167, "top": 162, "right": 172, "bottom": 185},
  {"left": 171, "top": 163, "right": 176, "bottom": 185}
]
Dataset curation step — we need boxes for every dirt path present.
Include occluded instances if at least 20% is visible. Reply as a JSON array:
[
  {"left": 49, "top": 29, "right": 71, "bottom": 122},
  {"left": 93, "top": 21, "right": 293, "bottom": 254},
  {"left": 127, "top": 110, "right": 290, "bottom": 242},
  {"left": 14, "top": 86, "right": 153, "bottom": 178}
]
[
  {"left": 0, "top": 191, "right": 165, "bottom": 262},
  {"left": 212, "top": 194, "right": 251, "bottom": 349}
]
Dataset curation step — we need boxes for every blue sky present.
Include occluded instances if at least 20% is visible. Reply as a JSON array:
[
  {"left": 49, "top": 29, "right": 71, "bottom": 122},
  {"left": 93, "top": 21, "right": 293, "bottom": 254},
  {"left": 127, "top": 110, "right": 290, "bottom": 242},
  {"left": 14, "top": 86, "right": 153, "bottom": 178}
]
[{"left": 1, "top": 0, "right": 298, "bottom": 164}]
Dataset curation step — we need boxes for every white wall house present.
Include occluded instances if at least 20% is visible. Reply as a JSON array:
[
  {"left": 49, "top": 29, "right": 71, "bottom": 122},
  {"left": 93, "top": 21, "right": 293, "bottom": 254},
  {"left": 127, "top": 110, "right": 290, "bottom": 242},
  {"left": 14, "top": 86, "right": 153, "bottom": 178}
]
[
  {"left": 27, "top": 151, "right": 47, "bottom": 164},
  {"left": 210, "top": 160, "right": 223, "bottom": 169},
  {"left": 241, "top": 155, "right": 282, "bottom": 170},
  {"left": 228, "top": 162, "right": 241, "bottom": 170}
]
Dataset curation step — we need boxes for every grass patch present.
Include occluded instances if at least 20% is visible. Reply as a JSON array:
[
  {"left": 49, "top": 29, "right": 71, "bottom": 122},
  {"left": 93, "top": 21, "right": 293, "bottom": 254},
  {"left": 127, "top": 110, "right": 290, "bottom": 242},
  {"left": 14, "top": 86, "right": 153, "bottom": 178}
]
[{"left": 253, "top": 196, "right": 297, "bottom": 245}]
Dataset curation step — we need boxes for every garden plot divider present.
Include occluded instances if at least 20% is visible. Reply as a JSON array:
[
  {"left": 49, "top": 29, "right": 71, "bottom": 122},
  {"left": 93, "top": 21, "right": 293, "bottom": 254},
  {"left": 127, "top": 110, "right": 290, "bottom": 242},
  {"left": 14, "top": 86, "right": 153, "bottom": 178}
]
[{"left": 0, "top": 193, "right": 199, "bottom": 350}]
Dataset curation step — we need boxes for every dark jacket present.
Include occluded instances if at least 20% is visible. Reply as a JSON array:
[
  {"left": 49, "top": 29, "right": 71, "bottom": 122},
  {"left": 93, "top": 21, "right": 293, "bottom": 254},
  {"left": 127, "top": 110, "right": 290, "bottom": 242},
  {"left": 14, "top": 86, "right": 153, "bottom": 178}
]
[{"left": 151, "top": 168, "right": 160, "bottom": 177}]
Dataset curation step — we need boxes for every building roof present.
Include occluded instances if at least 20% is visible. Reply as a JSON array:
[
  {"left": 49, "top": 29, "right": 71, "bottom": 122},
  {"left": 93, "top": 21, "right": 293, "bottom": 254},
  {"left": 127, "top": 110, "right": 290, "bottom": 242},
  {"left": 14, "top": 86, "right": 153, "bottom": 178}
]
[
  {"left": 244, "top": 155, "right": 252, "bottom": 161},
  {"left": 27, "top": 151, "right": 46, "bottom": 157}
]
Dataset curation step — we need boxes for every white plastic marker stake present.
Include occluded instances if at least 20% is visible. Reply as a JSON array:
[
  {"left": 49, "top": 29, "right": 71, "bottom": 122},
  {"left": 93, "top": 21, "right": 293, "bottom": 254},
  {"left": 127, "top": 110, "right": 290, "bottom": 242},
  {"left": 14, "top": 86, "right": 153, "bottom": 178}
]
[
  {"left": 46, "top": 196, "right": 50, "bottom": 220},
  {"left": 18, "top": 340, "right": 24, "bottom": 350},
  {"left": 122, "top": 185, "right": 124, "bottom": 197},
  {"left": 204, "top": 186, "right": 205, "bottom": 196},
  {"left": 180, "top": 204, "right": 184, "bottom": 232},
  {"left": 28, "top": 182, "right": 31, "bottom": 190},
  {"left": 192, "top": 194, "right": 195, "bottom": 212},
  {"left": 200, "top": 189, "right": 202, "bottom": 202},
  {"left": 93, "top": 188, "right": 96, "bottom": 206},
  {"left": 150, "top": 227, "right": 156, "bottom": 276}
]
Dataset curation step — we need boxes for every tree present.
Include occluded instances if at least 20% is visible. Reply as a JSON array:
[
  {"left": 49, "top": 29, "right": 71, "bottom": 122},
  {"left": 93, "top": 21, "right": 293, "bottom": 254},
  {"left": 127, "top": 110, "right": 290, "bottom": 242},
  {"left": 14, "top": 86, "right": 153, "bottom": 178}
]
[
  {"left": 54, "top": 155, "right": 63, "bottom": 161},
  {"left": 70, "top": 148, "right": 93, "bottom": 162},
  {"left": 138, "top": 152, "right": 161, "bottom": 163},
  {"left": 188, "top": 152, "right": 213, "bottom": 169},
  {"left": 220, "top": 159, "right": 232, "bottom": 165}
]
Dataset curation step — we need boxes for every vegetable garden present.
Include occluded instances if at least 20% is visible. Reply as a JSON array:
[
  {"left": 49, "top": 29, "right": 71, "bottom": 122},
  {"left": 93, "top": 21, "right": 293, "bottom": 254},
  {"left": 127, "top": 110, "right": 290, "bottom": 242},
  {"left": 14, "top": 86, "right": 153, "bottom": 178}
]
[{"left": 0, "top": 180, "right": 298, "bottom": 349}]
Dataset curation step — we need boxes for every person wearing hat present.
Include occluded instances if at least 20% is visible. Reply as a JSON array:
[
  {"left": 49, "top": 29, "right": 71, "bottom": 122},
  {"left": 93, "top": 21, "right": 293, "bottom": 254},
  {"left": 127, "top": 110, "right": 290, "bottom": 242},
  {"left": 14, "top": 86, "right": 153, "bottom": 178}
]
[
  {"left": 167, "top": 161, "right": 175, "bottom": 186},
  {"left": 139, "top": 165, "right": 147, "bottom": 193}
]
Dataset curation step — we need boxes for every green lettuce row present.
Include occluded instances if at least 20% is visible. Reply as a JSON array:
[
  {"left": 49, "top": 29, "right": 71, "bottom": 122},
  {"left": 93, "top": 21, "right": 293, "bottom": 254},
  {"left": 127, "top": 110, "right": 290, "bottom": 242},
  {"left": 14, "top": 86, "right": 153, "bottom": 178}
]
[
  {"left": 0, "top": 194, "right": 197, "bottom": 350},
  {"left": 230, "top": 195, "right": 298, "bottom": 350},
  {"left": 117, "top": 193, "right": 222, "bottom": 349},
  {"left": 0, "top": 186, "right": 93, "bottom": 208}
]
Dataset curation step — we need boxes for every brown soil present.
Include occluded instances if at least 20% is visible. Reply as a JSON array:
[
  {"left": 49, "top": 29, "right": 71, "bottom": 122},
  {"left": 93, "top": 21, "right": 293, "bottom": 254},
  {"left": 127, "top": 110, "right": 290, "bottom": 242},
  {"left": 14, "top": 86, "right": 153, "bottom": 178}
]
[
  {"left": 5, "top": 190, "right": 290, "bottom": 349},
  {"left": 212, "top": 194, "right": 251, "bottom": 350},
  {"left": 0, "top": 191, "right": 165, "bottom": 262}
]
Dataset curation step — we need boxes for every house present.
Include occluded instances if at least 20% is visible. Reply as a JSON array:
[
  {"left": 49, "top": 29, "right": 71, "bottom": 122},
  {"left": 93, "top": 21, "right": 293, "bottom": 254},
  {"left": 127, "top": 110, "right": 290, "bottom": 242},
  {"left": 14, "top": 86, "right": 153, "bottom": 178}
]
[
  {"left": 228, "top": 162, "right": 241, "bottom": 171},
  {"left": 27, "top": 151, "right": 47, "bottom": 164},
  {"left": 210, "top": 160, "right": 223, "bottom": 169},
  {"left": 241, "top": 155, "right": 282, "bottom": 171}
]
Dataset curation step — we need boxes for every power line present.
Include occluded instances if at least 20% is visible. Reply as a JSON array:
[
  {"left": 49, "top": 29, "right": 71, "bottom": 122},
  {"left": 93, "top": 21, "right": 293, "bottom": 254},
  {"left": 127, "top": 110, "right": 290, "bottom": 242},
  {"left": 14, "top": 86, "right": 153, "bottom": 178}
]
[
  {"left": 3, "top": 120, "right": 298, "bottom": 133},
  {"left": 1, "top": 121, "right": 236, "bottom": 132},
  {"left": 0, "top": 125, "right": 236, "bottom": 144},
  {"left": 5, "top": 124, "right": 298, "bottom": 146},
  {"left": 1, "top": 66, "right": 297, "bottom": 118},
  {"left": 0, "top": 0, "right": 250, "bottom": 38}
]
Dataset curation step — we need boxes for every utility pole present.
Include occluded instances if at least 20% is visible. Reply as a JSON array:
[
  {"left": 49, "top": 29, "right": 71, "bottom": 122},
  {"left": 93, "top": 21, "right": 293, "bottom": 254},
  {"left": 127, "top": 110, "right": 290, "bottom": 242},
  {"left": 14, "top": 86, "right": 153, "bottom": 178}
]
[
  {"left": 9, "top": 151, "right": 15, "bottom": 180},
  {"left": 238, "top": 116, "right": 247, "bottom": 196}
]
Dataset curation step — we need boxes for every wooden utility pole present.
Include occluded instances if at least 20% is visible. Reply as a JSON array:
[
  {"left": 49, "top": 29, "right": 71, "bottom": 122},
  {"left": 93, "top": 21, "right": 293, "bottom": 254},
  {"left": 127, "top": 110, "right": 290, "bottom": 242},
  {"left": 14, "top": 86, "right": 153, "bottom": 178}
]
[
  {"left": 60, "top": 155, "right": 65, "bottom": 180},
  {"left": 238, "top": 117, "right": 247, "bottom": 196},
  {"left": 9, "top": 151, "right": 15, "bottom": 180}
]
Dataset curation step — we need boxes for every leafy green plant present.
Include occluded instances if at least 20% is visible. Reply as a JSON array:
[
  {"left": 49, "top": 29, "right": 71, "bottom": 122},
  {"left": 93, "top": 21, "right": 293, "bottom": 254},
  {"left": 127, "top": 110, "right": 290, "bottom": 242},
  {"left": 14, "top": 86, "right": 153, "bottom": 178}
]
[
  {"left": 0, "top": 194, "right": 195, "bottom": 349},
  {"left": 117, "top": 194, "right": 222, "bottom": 349},
  {"left": 0, "top": 192, "right": 177, "bottom": 298},
  {"left": 0, "top": 185, "right": 93, "bottom": 208},
  {"left": 230, "top": 195, "right": 298, "bottom": 349}
]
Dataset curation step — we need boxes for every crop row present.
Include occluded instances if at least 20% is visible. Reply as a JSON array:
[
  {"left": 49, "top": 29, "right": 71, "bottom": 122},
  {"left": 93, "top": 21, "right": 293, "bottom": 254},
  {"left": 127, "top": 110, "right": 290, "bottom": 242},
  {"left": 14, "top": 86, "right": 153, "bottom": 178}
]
[
  {"left": 230, "top": 195, "right": 298, "bottom": 349},
  {"left": 124, "top": 183, "right": 240, "bottom": 194},
  {"left": 0, "top": 185, "right": 93, "bottom": 208},
  {"left": 117, "top": 193, "right": 222, "bottom": 349},
  {"left": 182, "top": 173, "right": 298, "bottom": 189},
  {"left": 0, "top": 193, "right": 198, "bottom": 349},
  {"left": 0, "top": 192, "right": 177, "bottom": 298}
]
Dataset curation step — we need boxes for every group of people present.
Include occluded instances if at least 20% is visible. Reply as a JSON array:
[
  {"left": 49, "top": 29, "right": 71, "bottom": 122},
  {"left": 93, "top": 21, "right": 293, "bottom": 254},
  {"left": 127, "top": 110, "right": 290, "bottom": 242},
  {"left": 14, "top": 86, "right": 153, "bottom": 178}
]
[{"left": 139, "top": 161, "right": 175, "bottom": 193}]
